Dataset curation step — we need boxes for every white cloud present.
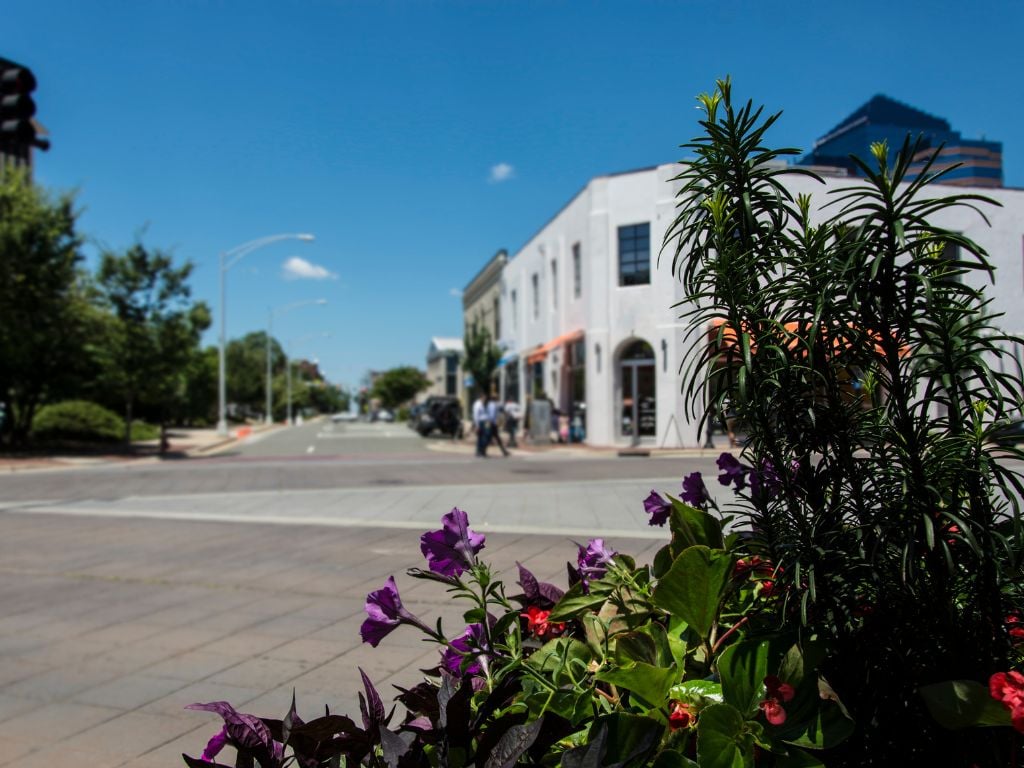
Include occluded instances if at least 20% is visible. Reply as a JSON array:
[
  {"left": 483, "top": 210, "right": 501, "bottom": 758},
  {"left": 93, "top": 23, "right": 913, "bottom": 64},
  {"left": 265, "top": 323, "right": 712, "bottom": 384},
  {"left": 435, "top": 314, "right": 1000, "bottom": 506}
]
[
  {"left": 449, "top": 287, "right": 463, "bottom": 297},
  {"left": 489, "top": 162, "right": 515, "bottom": 183},
  {"left": 282, "top": 256, "right": 337, "bottom": 281}
]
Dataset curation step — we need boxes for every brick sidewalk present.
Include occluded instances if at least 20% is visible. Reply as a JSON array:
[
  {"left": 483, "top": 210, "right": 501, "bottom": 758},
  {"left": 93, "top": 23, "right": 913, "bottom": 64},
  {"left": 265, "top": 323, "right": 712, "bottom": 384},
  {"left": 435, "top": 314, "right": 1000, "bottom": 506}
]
[{"left": 0, "top": 512, "right": 663, "bottom": 767}]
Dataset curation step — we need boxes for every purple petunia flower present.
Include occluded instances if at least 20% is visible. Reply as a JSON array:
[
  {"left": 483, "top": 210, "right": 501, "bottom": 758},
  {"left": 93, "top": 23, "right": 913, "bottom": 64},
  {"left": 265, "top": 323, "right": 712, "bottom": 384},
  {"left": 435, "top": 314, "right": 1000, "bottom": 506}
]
[
  {"left": 717, "top": 452, "right": 747, "bottom": 491},
  {"left": 440, "top": 622, "right": 489, "bottom": 677},
  {"left": 420, "top": 507, "right": 486, "bottom": 577},
  {"left": 681, "top": 472, "right": 710, "bottom": 507},
  {"left": 577, "top": 538, "right": 616, "bottom": 592},
  {"left": 360, "top": 575, "right": 428, "bottom": 647},
  {"left": 643, "top": 490, "right": 672, "bottom": 527},
  {"left": 750, "top": 459, "right": 798, "bottom": 500}
]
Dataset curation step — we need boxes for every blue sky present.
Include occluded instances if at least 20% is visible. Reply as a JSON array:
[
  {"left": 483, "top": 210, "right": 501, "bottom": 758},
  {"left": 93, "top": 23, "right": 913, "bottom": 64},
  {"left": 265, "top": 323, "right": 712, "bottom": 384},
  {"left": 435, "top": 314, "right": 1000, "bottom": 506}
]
[{"left": 9, "top": 0, "right": 1023, "bottom": 391}]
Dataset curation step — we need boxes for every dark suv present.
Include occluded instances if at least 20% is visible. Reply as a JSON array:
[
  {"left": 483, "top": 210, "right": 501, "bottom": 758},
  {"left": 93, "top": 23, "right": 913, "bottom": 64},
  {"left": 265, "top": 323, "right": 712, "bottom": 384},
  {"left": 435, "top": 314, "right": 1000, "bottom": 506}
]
[{"left": 412, "top": 396, "right": 464, "bottom": 438}]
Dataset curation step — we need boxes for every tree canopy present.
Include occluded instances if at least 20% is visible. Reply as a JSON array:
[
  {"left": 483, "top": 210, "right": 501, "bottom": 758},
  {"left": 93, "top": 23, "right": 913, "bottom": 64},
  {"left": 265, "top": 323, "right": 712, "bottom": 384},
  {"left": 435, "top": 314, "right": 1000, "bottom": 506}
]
[
  {"left": 371, "top": 366, "right": 429, "bottom": 409},
  {"left": 0, "top": 169, "right": 94, "bottom": 444},
  {"left": 462, "top": 322, "right": 501, "bottom": 398},
  {"left": 94, "top": 239, "right": 210, "bottom": 442}
]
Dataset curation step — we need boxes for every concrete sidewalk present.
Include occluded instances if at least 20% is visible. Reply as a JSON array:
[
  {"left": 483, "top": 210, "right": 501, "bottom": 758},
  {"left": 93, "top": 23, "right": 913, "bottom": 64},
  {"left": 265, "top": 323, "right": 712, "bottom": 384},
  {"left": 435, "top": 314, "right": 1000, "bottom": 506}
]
[
  {"left": 0, "top": 512, "right": 667, "bottom": 767},
  {"left": 0, "top": 424, "right": 277, "bottom": 473}
]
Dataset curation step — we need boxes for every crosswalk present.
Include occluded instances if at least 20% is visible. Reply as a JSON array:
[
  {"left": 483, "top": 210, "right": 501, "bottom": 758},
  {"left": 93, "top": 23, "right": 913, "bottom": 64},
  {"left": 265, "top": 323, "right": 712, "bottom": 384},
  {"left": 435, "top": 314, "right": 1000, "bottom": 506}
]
[{"left": 316, "top": 421, "right": 417, "bottom": 440}]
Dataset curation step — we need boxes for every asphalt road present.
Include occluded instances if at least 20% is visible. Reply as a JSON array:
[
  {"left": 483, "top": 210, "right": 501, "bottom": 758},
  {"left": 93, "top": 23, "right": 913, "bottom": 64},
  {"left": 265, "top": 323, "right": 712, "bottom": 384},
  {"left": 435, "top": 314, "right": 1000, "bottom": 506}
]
[{"left": 0, "top": 420, "right": 721, "bottom": 506}]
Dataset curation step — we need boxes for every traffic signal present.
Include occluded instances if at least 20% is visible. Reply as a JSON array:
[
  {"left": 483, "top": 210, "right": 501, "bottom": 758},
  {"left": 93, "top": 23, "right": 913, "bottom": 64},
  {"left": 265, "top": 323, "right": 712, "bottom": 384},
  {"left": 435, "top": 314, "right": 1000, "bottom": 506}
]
[{"left": 0, "top": 57, "right": 48, "bottom": 151}]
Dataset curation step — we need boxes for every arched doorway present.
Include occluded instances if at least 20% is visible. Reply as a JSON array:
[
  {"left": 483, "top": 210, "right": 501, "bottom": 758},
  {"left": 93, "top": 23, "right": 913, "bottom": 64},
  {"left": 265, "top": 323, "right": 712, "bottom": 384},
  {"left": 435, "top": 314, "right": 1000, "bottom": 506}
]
[{"left": 619, "top": 339, "right": 656, "bottom": 445}]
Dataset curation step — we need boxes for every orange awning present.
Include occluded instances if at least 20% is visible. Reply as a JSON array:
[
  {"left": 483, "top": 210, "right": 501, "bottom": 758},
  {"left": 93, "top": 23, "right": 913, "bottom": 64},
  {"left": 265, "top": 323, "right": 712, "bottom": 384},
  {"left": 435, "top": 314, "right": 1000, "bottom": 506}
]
[
  {"left": 708, "top": 318, "right": 905, "bottom": 360},
  {"left": 526, "top": 329, "right": 585, "bottom": 365}
]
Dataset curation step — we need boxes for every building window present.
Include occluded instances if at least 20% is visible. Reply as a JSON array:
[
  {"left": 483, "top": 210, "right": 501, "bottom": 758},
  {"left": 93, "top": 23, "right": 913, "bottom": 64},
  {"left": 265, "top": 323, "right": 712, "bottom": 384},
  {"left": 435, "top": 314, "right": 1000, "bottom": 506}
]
[
  {"left": 531, "top": 273, "right": 539, "bottom": 319},
  {"left": 511, "top": 289, "right": 517, "bottom": 329},
  {"left": 572, "top": 242, "right": 582, "bottom": 298},
  {"left": 618, "top": 223, "right": 650, "bottom": 286},
  {"left": 493, "top": 297, "right": 500, "bottom": 340},
  {"left": 551, "top": 259, "right": 558, "bottom": 310},
  {"left": 445, "top": 355, "right": 458, "bottom": 397}
]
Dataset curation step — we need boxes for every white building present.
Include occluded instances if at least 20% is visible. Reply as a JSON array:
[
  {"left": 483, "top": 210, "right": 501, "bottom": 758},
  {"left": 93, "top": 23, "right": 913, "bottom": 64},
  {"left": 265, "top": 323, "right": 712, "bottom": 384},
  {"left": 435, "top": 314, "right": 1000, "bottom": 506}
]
[
  {"left": 424, "top": 337, "right": 464, "bottom": 400},
  {"left": 497, "top": 162, "right": 1024, "bottom": 448}
]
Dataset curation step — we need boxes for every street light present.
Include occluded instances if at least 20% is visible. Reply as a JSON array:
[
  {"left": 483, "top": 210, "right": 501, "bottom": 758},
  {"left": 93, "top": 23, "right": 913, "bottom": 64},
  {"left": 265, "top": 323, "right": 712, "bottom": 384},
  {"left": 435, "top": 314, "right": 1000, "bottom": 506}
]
[
  {"left": 287, "top": 332, "right": 331, "bottom": 426},
  {"left": 217, "top": 233, "right": 314, "bottom": 436},
  {"left": 266, "top": 299, "right": 327, "bottom": 424}
]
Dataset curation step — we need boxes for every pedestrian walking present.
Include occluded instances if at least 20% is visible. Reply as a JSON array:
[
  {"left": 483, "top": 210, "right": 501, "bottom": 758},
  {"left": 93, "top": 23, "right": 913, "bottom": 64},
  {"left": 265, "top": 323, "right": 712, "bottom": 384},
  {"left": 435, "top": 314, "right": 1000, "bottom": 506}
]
[
  {"left": 504, "top": 398, "right": 521, "bottom": 448},
  {"left": 487, "top": 396, "right": 510, "bottom": 457},
  {"left": 472, "top": 392, "right": 489, "bottom": 457}
]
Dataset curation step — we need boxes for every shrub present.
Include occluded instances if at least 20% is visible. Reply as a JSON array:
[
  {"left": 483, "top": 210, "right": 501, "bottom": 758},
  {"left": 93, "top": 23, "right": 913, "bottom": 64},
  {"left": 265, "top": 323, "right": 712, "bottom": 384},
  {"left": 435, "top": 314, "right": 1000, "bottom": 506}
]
[
  {"left": 664, "top": 78, "right": 1023, "bottom": 765},
  {"left": 31, "top": 400, "right": 124, "bottom": 443},
  {"left": 129, "top": 421, "right": 160, "bottom": 441}
]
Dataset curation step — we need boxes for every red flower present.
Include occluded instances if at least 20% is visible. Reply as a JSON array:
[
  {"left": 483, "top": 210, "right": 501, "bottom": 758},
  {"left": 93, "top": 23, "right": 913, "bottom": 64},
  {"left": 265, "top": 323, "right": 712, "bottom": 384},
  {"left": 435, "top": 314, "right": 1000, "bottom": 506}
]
[
  {"left": 1006, "top": 613, "right": 1024, "bottom": 643},
  {"left": 759, "top": 580, "right": 778, "bottom": 599},
  {"left": 759, "top": 675, "right": 795, "bottom": 726},
  {"left": 522, "top": 606, "right": 565, "bottom": 640},
  {"left": 734, "top": 555, "right": 772, "bottom": 579},
  {"left": 668, "top": 700, "right": 695, "bottom": 730},
  {"left": 990, "top": 671, "right": 1024, "bottom": 733}
]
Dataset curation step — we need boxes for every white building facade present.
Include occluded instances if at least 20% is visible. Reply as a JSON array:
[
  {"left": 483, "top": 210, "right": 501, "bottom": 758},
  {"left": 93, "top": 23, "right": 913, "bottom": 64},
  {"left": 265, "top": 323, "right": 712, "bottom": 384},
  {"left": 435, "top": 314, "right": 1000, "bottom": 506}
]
[{"left": 497, "top": 163, "right": 1024, "bottom": 448}]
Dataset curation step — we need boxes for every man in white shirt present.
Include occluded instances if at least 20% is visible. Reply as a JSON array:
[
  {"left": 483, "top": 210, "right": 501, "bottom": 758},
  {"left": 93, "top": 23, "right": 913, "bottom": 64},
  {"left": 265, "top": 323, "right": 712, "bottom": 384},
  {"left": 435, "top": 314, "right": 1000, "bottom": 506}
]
[
  {"left": 472, "top": 393, "right": 489, "bottom": 457},
  {"left": 487, "top": 396, "right": 510, "bottom": 457}
]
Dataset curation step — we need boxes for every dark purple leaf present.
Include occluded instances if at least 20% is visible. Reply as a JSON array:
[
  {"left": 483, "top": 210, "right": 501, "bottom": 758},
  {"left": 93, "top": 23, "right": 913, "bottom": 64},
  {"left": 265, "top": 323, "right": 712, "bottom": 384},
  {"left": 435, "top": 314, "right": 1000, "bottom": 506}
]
[
  {"left": 182, "top": 755, "right": 233, "bottom": 768},
  {"left": 282, "top": 692, "right": 303, "bottom": 745},
  {"left": 560, "top": 723, "right": 608, "bottom": 768},
  {"left": 185, "top": 701, "right": 282, "bottom": 768},
  {"left": 538, "top": 581, "right": 565, "bottom": 604},
  {"left": 483, "top": 718, "right": 545, "bottom": 768},
  {"left": 401, "top": 715, "right": 434, "bottom": 733},
  {"left": 359, "top": 668, "right": 386, "bottom": 732},
  {"left": 516, "top": 562, "right": 540, "bottom": 600},
  {"left": 394, "top": 682, "right": 440, "bottom": 718},
  {"left": 290, "top": 714, "right": 360, "bottom": 741},
  {"left": 380, "top": 727, "right": 413, "bottom": 768}
]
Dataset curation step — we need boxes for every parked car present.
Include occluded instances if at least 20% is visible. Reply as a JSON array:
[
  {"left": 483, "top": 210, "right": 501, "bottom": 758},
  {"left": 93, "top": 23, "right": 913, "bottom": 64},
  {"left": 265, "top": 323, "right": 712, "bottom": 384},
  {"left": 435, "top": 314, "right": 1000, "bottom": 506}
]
[
  {"left": 331, "top": 411, "right": 359, "bottom": 423},
  {"left": 413, "top": 396, "right": 464, "bottom": 438},
  {"left": 372, "top": 409, "right": 395, "bottom": 423}
]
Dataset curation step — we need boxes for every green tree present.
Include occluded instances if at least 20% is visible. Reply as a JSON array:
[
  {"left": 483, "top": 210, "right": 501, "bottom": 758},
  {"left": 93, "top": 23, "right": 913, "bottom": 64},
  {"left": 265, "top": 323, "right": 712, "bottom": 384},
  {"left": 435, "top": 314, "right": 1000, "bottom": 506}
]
[
  {"left": 371, "top": 366, "right": 429, "bottom": 409},
  {"left": 0, "top": 169, "right": 94, "bottom": 445},
  {"left": 462, "top": 322, "right": 501, "bottom": 399},
  {"left": 226, "top": 331, "right": 284, "bottom": 420},
  {"left": 95, "top": 239, "right": 210, "bottom": 444}
]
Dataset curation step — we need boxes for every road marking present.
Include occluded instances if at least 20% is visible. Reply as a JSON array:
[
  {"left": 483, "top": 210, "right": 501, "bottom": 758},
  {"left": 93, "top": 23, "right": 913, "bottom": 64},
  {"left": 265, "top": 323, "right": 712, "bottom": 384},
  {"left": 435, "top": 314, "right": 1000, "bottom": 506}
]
[{"left": 306, "top": 445, "right": 315, "bottom": 454}]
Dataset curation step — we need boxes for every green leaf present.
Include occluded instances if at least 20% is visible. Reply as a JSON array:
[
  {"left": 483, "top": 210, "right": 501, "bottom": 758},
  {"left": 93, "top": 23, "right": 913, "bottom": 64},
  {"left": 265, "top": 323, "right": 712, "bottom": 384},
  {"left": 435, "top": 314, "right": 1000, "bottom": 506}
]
[
  {"left": 526, "top": 638, "right": 594, "bottom": 687},
  {"left": 615, "top": 631, "right": 659, "bottom": 667},
  {"left": 653, "top": 546, "right": 734, "bottom": 639},
  {"left": 717, "top": 639, "right": 769, "bottom": 716},
  {"left": 779, "top": 695, "right": 854, "bottom": 750},
  {"left": 670, "top": 679, "right": 723, "bottom": 704},
  {"left": 651, "top": 750, "right": 698, "bottom": 768},
  {"left": 696, "top": 703, "right": 753, "bottom": 768},
  {"left": 588, "top": 713, "right": 663, "bottom": 767},
  {"left": 920, "top": 679, "right": 1012, "bottom": 729},
  {"left": 668, "top": 498, "right": 724, "bottom": 549},
  {"left": 550, "top": 581, "right": 614, "bottom": 622},
  {"left": 596, "top": 662, "right": 678, "bottom": 708}
]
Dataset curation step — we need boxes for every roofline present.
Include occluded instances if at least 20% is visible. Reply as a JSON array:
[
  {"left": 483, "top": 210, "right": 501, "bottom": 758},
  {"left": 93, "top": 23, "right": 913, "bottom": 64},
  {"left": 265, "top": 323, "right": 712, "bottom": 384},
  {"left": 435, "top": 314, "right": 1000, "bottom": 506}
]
[{"left": 509, "top": 164, "right": 663, "bottom": 260}]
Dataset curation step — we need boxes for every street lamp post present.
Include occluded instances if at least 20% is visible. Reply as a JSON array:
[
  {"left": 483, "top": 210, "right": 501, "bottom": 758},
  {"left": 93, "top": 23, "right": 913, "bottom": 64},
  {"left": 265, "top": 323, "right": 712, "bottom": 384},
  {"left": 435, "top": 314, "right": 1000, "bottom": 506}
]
[
  {"left": 266, "top": 299, "right": 327, "bottom": 424},
  {"left": 217, "top": 233, "right": 314, "bottom": 436},
  {"left": 286, "top": 332, "right": 331, "bottom": 426}
]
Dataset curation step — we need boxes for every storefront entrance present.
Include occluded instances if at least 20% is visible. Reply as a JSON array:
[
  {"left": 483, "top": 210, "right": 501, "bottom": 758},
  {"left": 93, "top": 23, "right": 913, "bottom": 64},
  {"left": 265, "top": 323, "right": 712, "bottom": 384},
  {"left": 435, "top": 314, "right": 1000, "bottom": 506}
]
[{"left": 619, "top": 340, "right": 656, "bottom": 445}]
